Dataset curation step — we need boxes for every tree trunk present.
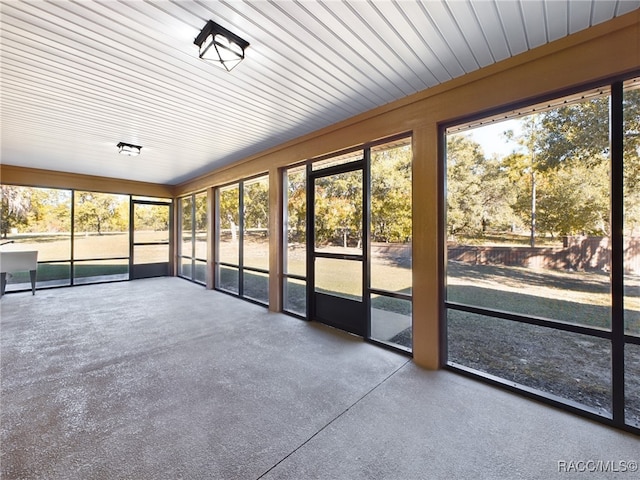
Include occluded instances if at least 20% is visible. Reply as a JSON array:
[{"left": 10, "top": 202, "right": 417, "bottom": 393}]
[
  {"left": 228, "top": 214, "right": 237, "bottom": 241},
  {"left": 530, "top": 169, "right": 536, "bottom": 248}
]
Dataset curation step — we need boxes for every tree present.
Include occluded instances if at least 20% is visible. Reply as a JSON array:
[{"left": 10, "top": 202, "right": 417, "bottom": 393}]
[
  {"left": 181, "top": 196, "right": 193, "bottom": 237},
  {"left": 219, "top": 186, "right": 239, "bottom": 241},
  {"left": 313, "top": 170, "right": 362, "bottom": 248},
  {"left": 529, "top": 92, "right": 640, "bottom": 237},
  {"left": 194, "top": 194, "right": 208, "bottom": 233},
  {"left": 537, "top": 97, "right": 610, "bottom": 170},
  {"left": 446, "top": 134, "right": 515, "bottom": 239},
  {"left": 243, "top": 178, "right": 269, "bottom": 232},
  {"left": 0, "top": 185, "right": 31, "bottom": 238},
  {"left": 446, "top": 135, "right": 485, "bottom": 237},
  {"left": 74, "top": 192, "right": 124, "bottom": 234},
  {"left": 371, "top": 144, "right": 412, "bottom": 243},
  {"left": 286, "top": 168, "right": 306, "bottom": 244},
  {"left": 535, "top": 162, "right": 609, "bottom": 236},
  {"left": 623, "top": 88, "right": 640, "bottom": 235},
  {"left": 504, "top": 115, "right": 546, "bottom": 246},
  {"left": 29, "top": 188, "right": 72, "bottom": 233},
  {"left": 136, "top": 204, "right": 169, "bottom": 231},
  {"left": 504, "top": 96, "right": 627, "bottom": 240}
]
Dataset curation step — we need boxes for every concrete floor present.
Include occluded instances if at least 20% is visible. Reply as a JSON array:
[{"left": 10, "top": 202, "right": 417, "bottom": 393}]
[{"left": 1, "top": 277, "right": 638, "bottom": 479}]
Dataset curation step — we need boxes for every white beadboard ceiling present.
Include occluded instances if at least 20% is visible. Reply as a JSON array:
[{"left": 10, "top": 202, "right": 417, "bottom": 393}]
[{"left": 1, "top": 0, "right": 638, "bottom": 186}]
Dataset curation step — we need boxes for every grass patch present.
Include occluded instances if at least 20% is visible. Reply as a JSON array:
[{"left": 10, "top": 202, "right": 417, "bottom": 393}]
[
  {"left": 8, "top": 262, "right": 128, "bottom": 284},
  {"left": 447, "top": 309, "right": 640, "bottom": 424},
  {"left": 448, "top": 261, "right": 640, "bottom": 333},
  {"left": 371, "top": 294, "right": 412, "bottom": 315}
]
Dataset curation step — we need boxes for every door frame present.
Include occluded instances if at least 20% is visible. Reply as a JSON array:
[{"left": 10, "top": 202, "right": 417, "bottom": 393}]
[
  {"left": 129, "top": 199, "right": 173, "bottom": 280},
  {"left": 306, "top": 157, "right": 370, "bottom": 337}
]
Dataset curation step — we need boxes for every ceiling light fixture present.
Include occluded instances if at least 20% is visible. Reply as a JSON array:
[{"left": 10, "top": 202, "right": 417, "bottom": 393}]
[
  {"left": 194, "top": 20, "right": 249, "bottom": 72},
  {"left": 117, "top": 142, "right": 142, "bottom": 156}
]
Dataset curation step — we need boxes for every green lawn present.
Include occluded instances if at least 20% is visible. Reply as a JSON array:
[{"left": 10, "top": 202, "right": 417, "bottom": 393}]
[{"left": 448, "top": 261, "right": 640, "bottom": 334}]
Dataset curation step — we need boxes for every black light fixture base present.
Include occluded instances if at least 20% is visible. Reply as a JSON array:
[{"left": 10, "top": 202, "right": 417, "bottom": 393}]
[
  {"left": 194, "top": 20, "right": 249, "bottom": 72},
  {"left": 117, "top": 142, "right": 142, "bottom": 156}
]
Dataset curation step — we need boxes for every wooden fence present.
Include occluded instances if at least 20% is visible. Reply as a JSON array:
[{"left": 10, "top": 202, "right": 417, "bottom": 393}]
[{"left": 447, "top": 236, "right": 640, "bottom": 274}]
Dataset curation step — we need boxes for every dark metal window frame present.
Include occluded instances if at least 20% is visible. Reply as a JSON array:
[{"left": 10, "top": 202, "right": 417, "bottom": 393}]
[
  {"left": 440, "top": 73, "right": 640, "bottom": 434},
  {"left": 307, "top": 157, "right": 368, "bottom": 326},
  {"left": 177, "top": 192, "right": 207, "bottom": 285},
  {"left": 72, "top": 190, "right": 133, "bottom": 285},
  {"left": 282, "top": 133, "right": 414, "bottom": 355},
  {"left": 130, "top": 198, "right": 173, "bottom": 280},
  {"left": 2, "top": 188, "right": 173, "bottom": 294},
  {"left": 214, "top": 174, "right": 270, "bottom": 307},
  {"left": 282, "top": 163, "right": 309, "bottom": 319}
]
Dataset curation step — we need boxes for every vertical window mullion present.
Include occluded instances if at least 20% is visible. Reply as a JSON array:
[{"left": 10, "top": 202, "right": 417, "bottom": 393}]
[
  {"left": 610, "top": 81, "right": 625, "bottom": 425},
  {"left": 306, "top": 163, "right": 314, "bottom": 319},
  {"left": 214, "top": 189, "right": 220, "bottom": 290},
  {"left": 70, "top": 190, "right": 75, "bottom": 285},
  {"left": 129, "top": 195, "right": 134, "bottom": 280},
  {"left": 239, "top": 181, "right": 244, "bottom": 298},
  {"left": 363, "top": 147, "right": 372, "bottom": 339},
  {"left": 191, "top": 194, "right": 196, "bottom": 278},
  {"left": 282, "top": 169, "right": 289, "bottom": 280}
]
